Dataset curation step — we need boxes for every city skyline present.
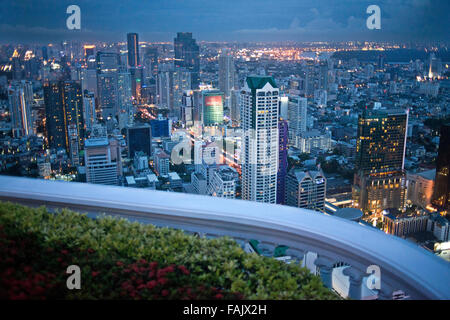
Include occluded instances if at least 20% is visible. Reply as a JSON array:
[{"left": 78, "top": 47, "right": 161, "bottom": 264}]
[{"left": 0, "top": 2, "right": 449, "bottom": 301}]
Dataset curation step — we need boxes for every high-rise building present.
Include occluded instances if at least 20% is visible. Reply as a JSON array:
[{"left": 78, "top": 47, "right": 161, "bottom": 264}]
[
  {"left": 181, "top": 90, "right": 194, "bottom": 127},
  {"left": 68, "top": 124, "right": 80, "bottom": 166},
  {"left": 277, "top": 119, "right": 288, "bottom": 204},
  {"left": 279, "top": 96, "right": 288, "bottom": 120},
  {"left": 83, "top": 45, "right": 95, "bottom": 61},
  {"left": 208, "top": 165, "right": 237, "bottom": 199},
  {"left": 82, "top": 90, "right": 96, "bottom": 132},
  {"left": 432, "top": 124, "right": 450, "bottom": 212},
  {"left": 126, "top": 125, "right": 152, "bottom": 158},
  {"left": 8, "top": 80, "right": 34, "bottom": 137},
  {"left": 407, "top": 169, "right": 435, "bottom": 209},
  {"left": 286, "top": 168, "right": 326, "bottom": 211},
  {"left": 353, "top": 108, "right": 408, "bottom": 213},
  {"left": 157, "top": 65, "right": 191, "bottom": 117},
  {"left": 202, "top": 90, "right": 224, "bottom": 127},
  {"left": 44, "top": 80, "right": 85, "bottom": 153},
  {"left": 85, "top": 137, "right": 122, "bottom": 185},
  {"left": 240, "top": 76, "right": 279, "bottom": 203},
  {"left": 154, "top": 149, "right": 170, "bottom": 177},
  {"left": 319, "top": 61, "right": 328, "bottom": 91},
  {"left": 296, "top": 129, "right": 331, "bottom": 154},
  {"left": 287, "top": 96, "right": 307, "bottom": 143},
  {"left": 117, "top": 70, "right": 133, "bottom": 114},
  {"left": 127, "top": 33, "right": 140, "bottom": 68},
  {"left": 150, "top": 114, "right": 171, "bottom": 138},
  {"left": 143, "top": 47, "right": 158, "bottom": 79},
  {"left": 174, "top": 32, "right": 200, "bottom": 89},
  {"left": 96, "top": 52, "right": 120, "bottom": 119},
  {"left": 218, "top": 49, "right": 235, "bottom": 107}
]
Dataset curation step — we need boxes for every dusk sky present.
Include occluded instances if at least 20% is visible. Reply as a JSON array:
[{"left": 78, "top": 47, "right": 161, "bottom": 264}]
[{"left": 0, "top": 0, "right": 448, "bottom": 43}]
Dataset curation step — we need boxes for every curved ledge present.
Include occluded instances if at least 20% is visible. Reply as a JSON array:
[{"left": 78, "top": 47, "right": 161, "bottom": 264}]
[{"left": 0, "top": 176, "right": 448, "bottom": 299}]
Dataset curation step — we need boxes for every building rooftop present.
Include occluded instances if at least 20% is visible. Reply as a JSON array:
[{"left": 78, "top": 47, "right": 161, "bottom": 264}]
[
  {"left": 246, "top": 75, "right": 278, "bottom": 90},
  {"left": 85, "top": 138, "right": 109, "bottom": 148},
  {"left": 333, "top": 208, "right": 364, "bottom": 221}
]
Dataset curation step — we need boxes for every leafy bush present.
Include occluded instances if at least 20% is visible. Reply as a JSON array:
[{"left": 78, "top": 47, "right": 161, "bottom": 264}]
[{"left": 0, "top": 201, "right": 337, "bottom": 300}]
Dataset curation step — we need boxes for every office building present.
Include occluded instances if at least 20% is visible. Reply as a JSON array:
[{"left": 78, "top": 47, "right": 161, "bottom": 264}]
[
  {"left": 126, "top": 125, "right": 152, "bottom": 158},
  {"left": 181, "top": 90, "right": 194, "bottom": 127},
  {"left": 43, "top": 80, "right": 85, "bottom": 153},
  {"left": 296, "top": 129, "right": 331, "bottom": 154},
  {"left": 353, "top": 108, "right": 408, "bottom": 213},
  {"left": 85, "top": 137, "right": 122, "bottom": 185},
  {"left": 288, "top": 96, "right": 307, "bottom": 142},
  {"left": 208, "top": 165, "right": 237, "bottom": 199},
  {"left": 407, "top": 169, "right": 435, "bottom": 209},
  {"left": 150, "top": 114, "right": 171, "bottom": 138},
  {"left": 143, "top": 47, "right": 158, "bottom": 79},
  {"left": 8, "top": 80, "right": 34, "bottom": 137},
  {"left": 202, "top": 90, "right": 224, "bottom": 126},
  {"left": 174, "top": 32, "right": 200, "bottom": 89},
  {"left": 82, "top": 90, "right": 96, "bottom": 132},
  {"left": 286, "top": 168, "right": 326, "bottom": 211},
  {"left": 96, "top": 52, "right": 120, "bottom": 119},
  {"left": 432, "top": 124, "right": 450, "bottom": 211},
  {"left": 384, "top": 209, "right": 429, "bottom": 238},
  {"left": 240, "top": 76, "right": 279, "bottom": 203},
  {"left": 157, "top": 65, "right": 191, "bottom": 117},
  {"left": 127, "top": 33, "right": 140, "bottom": 68},
  {"left": 154, "top": 149, "right": 170, "bottom": 176},
  {"left": 218, "top": 48, "right": 235, "bottom": 107},
  {"left": 277, "top": 119, "right": 288, "bottom": 204}
]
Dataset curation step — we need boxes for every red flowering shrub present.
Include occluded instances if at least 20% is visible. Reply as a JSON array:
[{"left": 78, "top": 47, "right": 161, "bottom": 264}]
[{"left": 0, "top": 224, "right": 242, "bottom": 300}]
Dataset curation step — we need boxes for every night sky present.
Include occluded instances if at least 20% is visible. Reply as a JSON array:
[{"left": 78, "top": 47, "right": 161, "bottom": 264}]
[{"left": 0, "top": 0, "right": 448, "bottom": 43}]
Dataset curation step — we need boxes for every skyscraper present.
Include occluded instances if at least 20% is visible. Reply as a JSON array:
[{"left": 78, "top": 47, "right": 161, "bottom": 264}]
[
  {"left": 288, "top": 96, "right": 307, "bottom": 142},
  {"left": 286, "top": 168, "right": 326, "bottom": 211},
  {"left": 432, "top": 124, "right": 450, "bottom": 212},
  {"left": 143, "top": 47, "right": 158, "bottom": 79},
  {"left": 174, "top": 32, "right": 200, "bottom": 89},
  {"left": 157, "top": 65, "right": 191, "bottom": 118},
  {"left": 218, "top": 48, "right": 235, "bottom": 107},
  {"left": 240, "top": 76, "right": 279, "bottom": 203},
  {"left": 319, "top": 61, "right": 328, "bottom": 91},
  {"left": 82, "top": 90, "right": 96, "bottom": 132},
  {"left": 96, "top": 52, "right": 120, "bottom": 119},
  {"left": 8, "top": 80, "right": 34, "bottom": 137},
  {"left": 353, "top": 108, "right": 408, "bottom": 213},
  {"left": 277, "top": 119, "right": 288, "bottom": 204},
  {"left": 126, "top": 125, "right": 152, "bottom": 158},
  {"left": 85, "top": 137, "right": 122, "bottom": 185},
  {"left": 127, "top": 33, "right": 140, "bottom": 68},
  {"left": 202, "top": 90, "right": 224, "bottom": 127},
  {"left": 44, "top": 80, "right": 85, "bottom": 154}
]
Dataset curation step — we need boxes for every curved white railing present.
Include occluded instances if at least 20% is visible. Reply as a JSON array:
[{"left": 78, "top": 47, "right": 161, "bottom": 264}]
[{"left": 0, "top": 176, "right": 449, "bottom": 300}]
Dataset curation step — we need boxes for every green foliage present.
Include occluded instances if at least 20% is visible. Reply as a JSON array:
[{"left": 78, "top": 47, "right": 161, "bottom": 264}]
[{"left": 0, "top": 201, "right": 337, "bottom": 300}]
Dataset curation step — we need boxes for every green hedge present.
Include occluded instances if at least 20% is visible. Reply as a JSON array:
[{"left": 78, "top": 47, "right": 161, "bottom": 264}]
[{"left": 0, "top": 201, "right": 337, "bottom": 300}]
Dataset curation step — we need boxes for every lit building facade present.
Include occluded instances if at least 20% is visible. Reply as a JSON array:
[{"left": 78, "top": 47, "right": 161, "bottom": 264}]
[
  {"left": 277, "top": 119, "right": 288, "bottom": 204},
  {"left": 286, "top": 168, "right": 326, "bottom": 211},
  {"left": 240, "top": 76, "right": 279, "bottom": 203},
  {"left": 85, "top": 138, "right": 122, "bottom": 185},
  {"left": 432, "top": 124, "right": 450, "bottom": 212},
  {"left": 353, "top": 108, "right": 408, "bottom": 213},
  {"left": 8, "top": 80, "right": 34, "bottom": 137}
]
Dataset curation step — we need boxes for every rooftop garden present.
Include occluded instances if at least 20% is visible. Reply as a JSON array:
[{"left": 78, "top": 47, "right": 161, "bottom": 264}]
[{"left": 0, "top": 201, "right": 337, "bottom": 300}]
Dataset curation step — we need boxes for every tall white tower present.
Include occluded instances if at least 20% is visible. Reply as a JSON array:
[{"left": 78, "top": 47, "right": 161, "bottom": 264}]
[
  {"left": 288, "top": 95, "right": 307, "bottom": 142},
  {"left": 240, "top": 76, "right": 279, "bottom": 203},
  {"left": 7, "top": 80, "right": 34, "bottom": 137},
  {"left": 219, "top": 48, "right": 235, "bottom": 108}
]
